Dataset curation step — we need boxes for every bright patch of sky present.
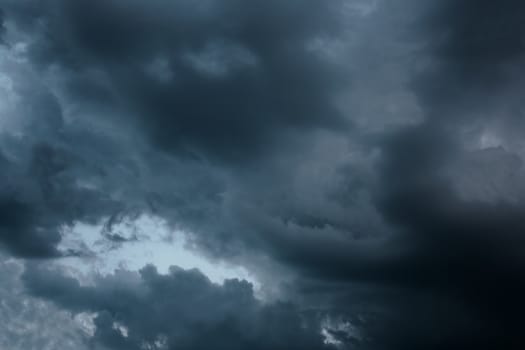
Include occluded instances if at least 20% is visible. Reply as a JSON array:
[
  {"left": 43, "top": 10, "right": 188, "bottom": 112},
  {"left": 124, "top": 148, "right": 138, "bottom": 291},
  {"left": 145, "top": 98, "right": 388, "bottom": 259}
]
[{"left": 58, "top": 215, "right": 259, "bottom": 288}]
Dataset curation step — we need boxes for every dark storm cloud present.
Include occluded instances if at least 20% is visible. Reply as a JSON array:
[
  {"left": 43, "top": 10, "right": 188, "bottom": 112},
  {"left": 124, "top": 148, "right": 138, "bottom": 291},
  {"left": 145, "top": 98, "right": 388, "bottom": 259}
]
[
  {"left": 23, "top": 263, "right": 330, "bottom": 350},
  {"left": 1, "top": 0, "right": 380, "bottom": 278},
  {"left": 0, "top": 64, "right": 123, "bottom": 258},
  {"left": 0, "top": 141, "right": 126, "bottom": 258},
  {"left": 0, "top": 31, "right": 224, "bottom": 259},
  {"left": 1, "top": 0, "right": 525, "bottom": 349},
  {"left": 2, "top": 0, "right": 350, "bottom": 163},
  {"left": 383, "top": 0, "right": 525, "bottom": 295},
  {"left": 413, "top": 0, "right": 525, "bottom": 122},
  {"left": 202, "top": 1, "right": 525, "bottom": 347},
  {"left": 428, "top": 0, "right": 525, "bottom": 73},
  {"left": 349, "top": 1, "right": 525, "bottom": 347},
  {"left": 0, "top": 0, "right": 363, "bottom": 260},
  {"left": 0, "top": 9, "right": 4, "bottom": 41},
  {"left": 0, "top": 0, "right": 389, "bottom": 268},
  {"left": 281, "top": 110, "right": 525, "bottom": 348},
  {"left": 364, "top": 124, "right": 525, "bottom": 348},
  {"left": 0, "top": 257, "right": 91, "bottom": 349}
]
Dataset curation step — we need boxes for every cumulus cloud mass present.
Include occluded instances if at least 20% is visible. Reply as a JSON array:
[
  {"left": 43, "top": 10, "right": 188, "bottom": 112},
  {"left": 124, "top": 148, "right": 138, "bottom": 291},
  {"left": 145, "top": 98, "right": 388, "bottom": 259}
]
[{"left": 1, "top": 0, "right": 525, "bottom": 349}]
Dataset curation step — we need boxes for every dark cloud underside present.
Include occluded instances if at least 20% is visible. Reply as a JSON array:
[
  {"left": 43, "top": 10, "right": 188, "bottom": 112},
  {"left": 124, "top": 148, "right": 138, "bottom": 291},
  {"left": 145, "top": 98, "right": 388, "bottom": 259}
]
[
  {"left": 0, "top": 0, "right": 525, "bottom": 349},
  {"left": 23, "top": 264, "right": 328, "bottom": 350}
]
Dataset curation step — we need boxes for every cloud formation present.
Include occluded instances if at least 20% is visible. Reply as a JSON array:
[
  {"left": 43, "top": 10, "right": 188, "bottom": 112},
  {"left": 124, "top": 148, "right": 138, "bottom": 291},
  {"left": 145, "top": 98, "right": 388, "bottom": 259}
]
[
  {"left": 23, "top": 263, "right": 328, "bottom": 350},
  {"left": 0, "top": 0, "right": 525, "bottom": 349}
]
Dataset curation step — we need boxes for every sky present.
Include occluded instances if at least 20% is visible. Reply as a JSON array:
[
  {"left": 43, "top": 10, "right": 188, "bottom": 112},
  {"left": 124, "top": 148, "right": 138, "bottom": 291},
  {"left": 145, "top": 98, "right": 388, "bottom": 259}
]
[{"left": 1, "top": 0, "right": 525, "bottom": 349}]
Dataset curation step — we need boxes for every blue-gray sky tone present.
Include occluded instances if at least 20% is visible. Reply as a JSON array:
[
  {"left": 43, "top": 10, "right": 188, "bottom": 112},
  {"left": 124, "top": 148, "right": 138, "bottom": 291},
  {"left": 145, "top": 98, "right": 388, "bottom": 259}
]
[{"left": 1, "top": 1, "right": 525, "bottom": 349}]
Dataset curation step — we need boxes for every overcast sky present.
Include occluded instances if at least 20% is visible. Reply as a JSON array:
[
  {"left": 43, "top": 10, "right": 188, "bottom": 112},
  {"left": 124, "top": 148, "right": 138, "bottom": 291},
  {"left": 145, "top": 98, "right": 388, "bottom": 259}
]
[{"left": 1, "top": 0, "right": 525, "bottom": 349}]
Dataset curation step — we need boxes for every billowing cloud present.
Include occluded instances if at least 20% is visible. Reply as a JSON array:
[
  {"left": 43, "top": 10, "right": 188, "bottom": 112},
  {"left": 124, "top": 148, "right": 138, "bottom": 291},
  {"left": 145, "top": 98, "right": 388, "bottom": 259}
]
[
  {"left": 0, "top": 257, "right": 92, "bottom": 350},
  {"left": 0, "top": 0, "right": 525, "bottom": 349},
  {"left": 23, "top": 263, "right": 329, "bottom": 350},
  {"left": 2, "top": 0, "right": 351, "bottom": 163}
]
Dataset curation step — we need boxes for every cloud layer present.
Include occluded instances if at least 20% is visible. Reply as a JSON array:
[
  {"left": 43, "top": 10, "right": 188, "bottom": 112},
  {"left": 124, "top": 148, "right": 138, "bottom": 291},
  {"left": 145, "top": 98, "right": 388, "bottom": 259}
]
[{"left": 1, "top": 0, "right": 525, "bottom": 349}]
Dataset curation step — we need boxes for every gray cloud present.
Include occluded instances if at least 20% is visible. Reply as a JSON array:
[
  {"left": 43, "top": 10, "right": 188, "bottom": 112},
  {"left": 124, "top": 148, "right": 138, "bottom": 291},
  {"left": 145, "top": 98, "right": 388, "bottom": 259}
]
[
  {"left": 1, "top": 0, "right": 525, "bottom": 349},
  {"left": 2, "top": 0, "right": 351, "bottom": 163},
  {"left": 24, "top": 263, "right": 330, "bottom": 350},
  {"left": 0, "top": 257, "right": 92, "bottom": 350}
]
